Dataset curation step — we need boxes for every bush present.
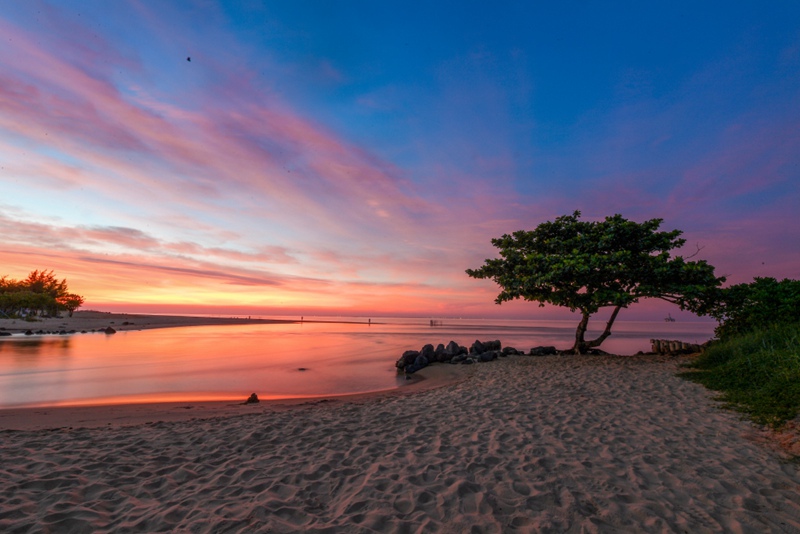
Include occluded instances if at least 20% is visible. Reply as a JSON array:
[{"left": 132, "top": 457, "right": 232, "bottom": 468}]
[
  {"left": 679, "top": 321, "right": 800, "bottom": 428},
  {"left": 710, "top": 277, "right": 800, "bottom": 340}
]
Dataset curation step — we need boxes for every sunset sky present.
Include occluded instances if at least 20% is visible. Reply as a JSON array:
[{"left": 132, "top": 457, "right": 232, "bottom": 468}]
[{"left": 1, "top": 1, "right": 798, "bottom": 320}]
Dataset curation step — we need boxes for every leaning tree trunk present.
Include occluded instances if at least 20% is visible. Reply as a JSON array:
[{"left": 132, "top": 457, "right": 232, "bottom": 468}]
[
  {"left": 572, "top": 312, "right": 591, "bottom": 354},
  {"left": 571, "top": 306, "right": 623, "bottom": 354}
]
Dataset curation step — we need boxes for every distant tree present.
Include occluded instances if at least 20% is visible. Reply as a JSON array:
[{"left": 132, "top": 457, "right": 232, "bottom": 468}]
[
  {"left": 466, "top": 211, "right": 725, "bottom": 354},
  {"left": 0, "top": 270, "right": 85, "bottom": 318},
  {"left": 708, "top": 277, "right": 800, "bottom": 340},
  {"left": 24, "top": 269, "right": 68, "bottom": 299},
  {"left": 57, "top": 293, "right": 86, "bottom": 317}
]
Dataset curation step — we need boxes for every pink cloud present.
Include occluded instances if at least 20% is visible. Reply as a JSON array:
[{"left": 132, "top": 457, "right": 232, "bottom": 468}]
[{"left": 0, "top": 13, "right": 537, "bottom": 276}]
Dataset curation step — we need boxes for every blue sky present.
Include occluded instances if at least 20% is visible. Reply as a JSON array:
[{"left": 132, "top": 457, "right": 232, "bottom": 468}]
[{"left": 1, "top": 1, "right": 798, "bottom": 318}]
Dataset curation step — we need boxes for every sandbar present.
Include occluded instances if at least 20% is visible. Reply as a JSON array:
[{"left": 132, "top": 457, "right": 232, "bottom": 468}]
[{"left": 0, "top": 310, "right": 298, "bottom": 334}]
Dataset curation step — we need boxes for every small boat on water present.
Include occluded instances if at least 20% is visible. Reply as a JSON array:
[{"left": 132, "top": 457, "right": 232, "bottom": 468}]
[{"left": 664, "top": 313, "right": 676, "bottom": 322}]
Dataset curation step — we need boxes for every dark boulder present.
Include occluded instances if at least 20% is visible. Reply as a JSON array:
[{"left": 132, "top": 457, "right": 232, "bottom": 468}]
[
  {"left": 502, "top": 346, "right": 521, "bottom": 355},
  {"left": 243, "top": 393, "right": 259, "bottom": 404},
  {"left": 470, "top": 340, "right": 486, "bottom": 355},
  {"left": 420, "top": 344, "right": 435, "bottom": 359},
  {"left": 396, "top": 350, "right": 420, "bottom": 370},
  {"left": 484, "top": 340, "right": 502, "bottom": 351},
  {"left": 479, "top": 351, "right": 498, "bottom": 362},
  {"left": 529, "top": 346, "right": 557, "bottom": 356},
  {"left": 104, "top": 326, "right": 117, "bottom": 334},
  {"left": 444, "top": 340, "right": 460, "bottom": 356},
  {"left": 24, "top": 330, "right": 33, "bottom": 336},
  {"left": 405, "top": 354, "right": 430, "bottom": 374},
  {"left": 0, "top": 332, "right": 10, "bottom": 337},
  {"left": 434, "top": 343, "right": 448, "bottom": 362}
]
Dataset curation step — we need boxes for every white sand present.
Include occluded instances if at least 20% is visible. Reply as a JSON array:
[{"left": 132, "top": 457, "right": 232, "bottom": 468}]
[{"left": 1, "top": 354, "right": 799, "bottom": 533}]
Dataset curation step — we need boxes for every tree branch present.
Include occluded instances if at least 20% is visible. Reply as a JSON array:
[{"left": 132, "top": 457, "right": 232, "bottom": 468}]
[{"left": 684, "top": 243, "right": 705, "bottom": 260}]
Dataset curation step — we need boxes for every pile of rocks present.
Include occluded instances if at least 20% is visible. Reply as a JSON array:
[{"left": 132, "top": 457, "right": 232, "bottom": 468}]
[
  {"left": 396, "top": 339, "right": 561, "bottom": 374},
  {"left": 2, "top": 327, "right": 118, "bottom": 337}
]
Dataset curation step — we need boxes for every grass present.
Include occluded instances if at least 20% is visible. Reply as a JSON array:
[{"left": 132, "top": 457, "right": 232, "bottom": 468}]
[{"left": 678, "top": 321, "right": 800, "bottom": 428}]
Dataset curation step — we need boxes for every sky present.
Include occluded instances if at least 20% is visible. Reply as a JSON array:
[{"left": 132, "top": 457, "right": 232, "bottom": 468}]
[{"left": 1, "top": 1, "right": 798, "bottom": 320}]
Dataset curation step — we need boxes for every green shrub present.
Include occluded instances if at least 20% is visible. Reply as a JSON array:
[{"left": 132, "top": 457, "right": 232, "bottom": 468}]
[
  {"left": 679, "top": 321, "right": 800, "bottom": 428},
  {"left": 710, "top": 277, "right": 800, "bottom": 340}
]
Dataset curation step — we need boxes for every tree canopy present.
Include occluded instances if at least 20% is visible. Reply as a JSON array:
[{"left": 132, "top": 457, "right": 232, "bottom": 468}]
[
  {"left": 466, "top": 211, "right": 725, "bottom": 353},
  {"left": 0, "top": 270, "right": 85, "bottom": 318}
]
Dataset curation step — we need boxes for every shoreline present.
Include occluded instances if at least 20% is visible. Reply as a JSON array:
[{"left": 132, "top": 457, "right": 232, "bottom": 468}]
[
  {"left": 0, "top": 310, "right": 301, "bottom": 334},
  {"left": 1, "top": 354, "right": 798, "bottom": 532},
  {"left": 2, "top": 311, "right": 796, "bottom": 458},
  {"left": 0, "top": 362, "right": 471, "bottom": 431}
]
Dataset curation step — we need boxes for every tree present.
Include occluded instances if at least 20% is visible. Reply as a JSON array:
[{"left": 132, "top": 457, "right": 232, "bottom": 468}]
[
  {"left": 707, "top": 277, "right": 800, "bottom": 340},
  {"left": 466, "top": 211, "right": 725, "bottom": 354},
  {"left": 57, "top": 293, "right": 86, "bottom": 317},
  {"left": 0, "top": 270, "right": 85, "bottom": 318},
  {"left": 24, "top": 269, "right": 68, "bottom": 299}
]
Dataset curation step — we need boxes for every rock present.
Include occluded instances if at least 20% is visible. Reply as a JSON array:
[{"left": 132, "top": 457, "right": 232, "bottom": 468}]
[
  {"left": 24, "top": 330, "right": 33, "bottom": 336},
  {"left": 484, "top": 340, "right": 502, "bottom": 351},
  {"left": 396, "top": 350, "right": 420, "bottom": 370},
  {"left": 470, "top": 340, "right": 486, "bottom": 355},
  {"left": 445, "top": 340, "right": 460, "bottom": 355},
  {"left": 402, "top": 350, "right": 420, "bottom": 363},
  {"left": 298, "top": 367, "right": 308, "bottom": 371},
  {"left": 405, "top": 354, "right": 430, "bottom": 375},
  {"left": 450, "top": 354, "right": 467, "bottom": 364},
  {"left": 529, "top": 346, "right": 557, "bottom": 356},
  {"left": 434, "top": 343, "right": 451, "bottom": 363},
  {"left": 0, "top": 332, "right": 11, "bottom": 337},
  {"left": 420, "top": 344, "right": 435, "bottom": 359},
  {"left": 243, "top": 393, "right": 259, "bottom": 404},
  {"left": 502, "top": 346, "right": 520, "bottom": 355},
  {"left": 479, "top": 352, "right": 497, "bottom": 362},
  {"left": 104, "top": 326, "right": 117, "bottom": 334},
  {"left": 461, "top": 358, "right": 474, "bottom": 365}
]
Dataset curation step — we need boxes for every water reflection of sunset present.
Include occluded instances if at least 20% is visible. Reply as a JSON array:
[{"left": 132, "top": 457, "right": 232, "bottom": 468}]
[{"left": 0, "top": 320, "right": 715, "bottom": 409}]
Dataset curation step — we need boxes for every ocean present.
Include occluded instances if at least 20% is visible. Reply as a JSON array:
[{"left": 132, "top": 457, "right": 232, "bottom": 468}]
[{"left": 0, "top": 317, "right": 715, "bottom": 409}]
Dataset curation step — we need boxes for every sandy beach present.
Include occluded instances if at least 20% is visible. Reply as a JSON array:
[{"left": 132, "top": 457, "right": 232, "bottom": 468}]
[{"left": 1, "top": 353, "right": 799, "bottom": 533}]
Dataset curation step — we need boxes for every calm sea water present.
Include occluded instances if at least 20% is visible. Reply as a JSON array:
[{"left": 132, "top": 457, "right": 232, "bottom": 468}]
[{"left": 0, "top": 317, "right": 715, "bottom": 409}]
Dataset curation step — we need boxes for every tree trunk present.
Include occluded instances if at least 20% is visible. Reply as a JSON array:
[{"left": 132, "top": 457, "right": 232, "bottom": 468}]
[
  {"left": 585, "top": 305, "right": 622, "bottom": 349},
  {"left": 571, "top": 306, "right": 623, "bottom": 354},
  {"left": 571, "top": 312, "right": 591, "bottom": 354}
]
